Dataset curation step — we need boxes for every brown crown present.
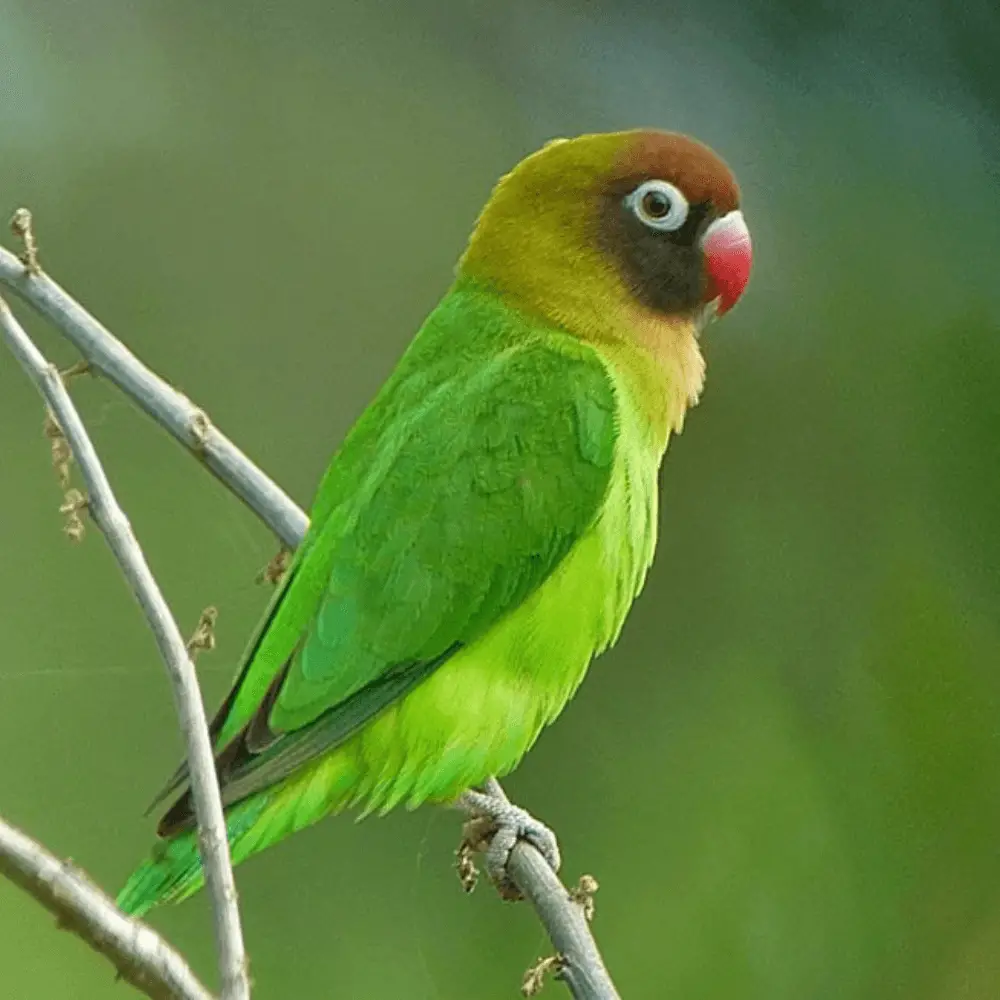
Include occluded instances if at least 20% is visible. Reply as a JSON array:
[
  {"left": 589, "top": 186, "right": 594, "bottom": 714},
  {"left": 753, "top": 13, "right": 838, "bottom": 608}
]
[{"left": 612, "top": 131, "right": 741, "bottom": 212}]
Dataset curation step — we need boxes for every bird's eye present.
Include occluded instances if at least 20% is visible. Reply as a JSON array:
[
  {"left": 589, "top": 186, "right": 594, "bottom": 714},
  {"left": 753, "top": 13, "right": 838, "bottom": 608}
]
[{"left": 627, "top": 180, "right": 689, "bottom": 232}]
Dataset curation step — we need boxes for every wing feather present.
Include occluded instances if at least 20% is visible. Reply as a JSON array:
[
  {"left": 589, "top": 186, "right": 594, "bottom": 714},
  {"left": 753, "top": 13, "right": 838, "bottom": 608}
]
[{"left": 157, "top": 308, "right": 618, "bottom": 832}]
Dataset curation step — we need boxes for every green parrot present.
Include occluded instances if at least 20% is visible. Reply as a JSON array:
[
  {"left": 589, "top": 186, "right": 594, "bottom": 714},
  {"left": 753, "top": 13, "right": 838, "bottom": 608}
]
[{"left": 118, "top": 129, "right": 752, "bottom": 916}]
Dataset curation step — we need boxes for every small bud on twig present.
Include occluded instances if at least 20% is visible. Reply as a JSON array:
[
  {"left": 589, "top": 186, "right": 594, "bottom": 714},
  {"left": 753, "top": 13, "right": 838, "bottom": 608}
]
[
  {"left": 10, "top": 208, "right": 41, "bottom": 275},
  {"left": 569, "top": 874, "right": 599, "bottom": 923},
  {"left": 59, "top": 488, "right": 88, "bottom": 542},
  {"left": 187, "top": 606, "right": 219, "bottom": 662},
  {"left": 42, "top": 373, "right": 95, "bottom": 543},
  {"left": 189, "top": 410, "right": 211, "bottom": 456},
  {"left": 522, "top": 954, "right": 565, "bottom": 996},
  {"left": 256, "top": 548, "right": 292, "bottom": 586},
  {"left": 44, "top": 409, "right": 73, "bottom": 489},
  {"left": 455, "top": 816, "right": 497, "bottom": 894},
  {"left": 456, "top": 841, "right": 480, "bottom": 894}
]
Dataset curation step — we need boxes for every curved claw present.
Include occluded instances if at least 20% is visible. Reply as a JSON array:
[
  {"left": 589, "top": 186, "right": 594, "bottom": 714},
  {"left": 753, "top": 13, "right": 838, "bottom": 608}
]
[
  {"left": 485, "top": 807, "right": 562, "bottom": 880},
  {"left": 457, "top": 782, "right": 561, "bottom": 897}
]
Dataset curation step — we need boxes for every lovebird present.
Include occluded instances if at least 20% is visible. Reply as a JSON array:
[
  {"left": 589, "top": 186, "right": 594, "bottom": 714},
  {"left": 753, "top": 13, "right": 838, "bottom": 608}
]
[{"left": 118, "top": 129, "right": 752, "bottom": 915}]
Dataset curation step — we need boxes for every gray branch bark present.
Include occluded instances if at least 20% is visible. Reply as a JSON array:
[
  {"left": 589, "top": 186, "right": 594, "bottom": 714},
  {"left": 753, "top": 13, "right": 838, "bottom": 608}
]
[
  {"left": 510, "top": 845, "right": 618, "bottom": 998},
  {"left": 490, "top": 782, "right": 619, "bottom": 999},
  {"left": 0, "top": 244, "right": 307, "bottom": 549},
  {"left": 0, "top": 234, "right": 620, "bottom": 998},
  {"left": 0, "top": 290, "right": 249, "bottom": 1000},
  {"left": 0, "top": 814, "right": 213, "bottom": 1000}
]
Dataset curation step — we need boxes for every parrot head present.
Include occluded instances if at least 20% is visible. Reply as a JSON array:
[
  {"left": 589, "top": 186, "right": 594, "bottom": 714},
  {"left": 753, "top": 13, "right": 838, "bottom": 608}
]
[{"left": 461, "top": 129, "right": 751, "bottom": 341}]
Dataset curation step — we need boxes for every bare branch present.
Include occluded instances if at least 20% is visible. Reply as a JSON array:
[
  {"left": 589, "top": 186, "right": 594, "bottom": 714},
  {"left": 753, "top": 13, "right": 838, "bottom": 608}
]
[
  {"left": 0, "top": 295, "right": 250, "bottom": 1000},
  {"left": 508, "top": 847, "right": 619, "bottom": 999},
  {"left": 0, "top": 241, "right": 307, "bottom": 548},
  {"left": 485, "top": 780, "right": 620, "bottom": 1000},
  {"left": 0, "top": 233, "right": 621, "bottom": 997},
  {"left": 0, "top": 815, "right": 213, "bottom": 1000}
]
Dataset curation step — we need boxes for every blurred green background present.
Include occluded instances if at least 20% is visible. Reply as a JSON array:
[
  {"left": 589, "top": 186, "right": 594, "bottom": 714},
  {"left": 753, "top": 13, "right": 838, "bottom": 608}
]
[{"left": 2, "top": 0, "right": 999, "bottom": 997}]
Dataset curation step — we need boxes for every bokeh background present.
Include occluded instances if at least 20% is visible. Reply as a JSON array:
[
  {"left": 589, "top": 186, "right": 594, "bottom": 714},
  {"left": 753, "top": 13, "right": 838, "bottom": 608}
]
[{"left": 2, "top": 1, "right": 999, "bottom": 997}]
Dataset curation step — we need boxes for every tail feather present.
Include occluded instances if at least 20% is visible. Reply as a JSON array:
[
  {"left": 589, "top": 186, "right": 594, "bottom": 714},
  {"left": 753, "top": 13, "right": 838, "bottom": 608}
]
[
  {"left": 117, "top": 797, "right": 268, "bottom": 916},
  {"left": 117, "top": 749, "right": 361, "bottom": 916}
]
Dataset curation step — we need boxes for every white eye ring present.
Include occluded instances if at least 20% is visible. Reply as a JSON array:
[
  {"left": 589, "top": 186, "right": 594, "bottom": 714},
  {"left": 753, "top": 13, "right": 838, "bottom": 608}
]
[{"left": 627, "top": 180, "right": 690, "bottom": 232}]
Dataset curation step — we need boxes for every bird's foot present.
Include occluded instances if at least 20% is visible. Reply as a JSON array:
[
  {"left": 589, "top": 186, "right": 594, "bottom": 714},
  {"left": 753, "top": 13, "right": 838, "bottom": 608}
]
[{"left": 455, "top": 778, "right": 561, "bottom": 900}]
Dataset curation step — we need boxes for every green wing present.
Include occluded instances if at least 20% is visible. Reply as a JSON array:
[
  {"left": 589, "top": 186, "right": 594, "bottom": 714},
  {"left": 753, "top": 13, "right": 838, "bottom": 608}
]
[{"left": 159, "top": 306, "right": 617, "bottom": 834}]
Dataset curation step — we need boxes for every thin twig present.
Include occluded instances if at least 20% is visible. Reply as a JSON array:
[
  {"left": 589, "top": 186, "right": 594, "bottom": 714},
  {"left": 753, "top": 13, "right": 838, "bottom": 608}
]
[
  {"left": 0, "top": 243, "right": 307, "bottom": 548},
  {"left": 0, "top": 295, "right": 250, "bottom": 1000},
  {"left": 0, "top": 814, "right": 213, "bottom": 1000},
  {"left": 508, "top": 846, "right": 618, "bottom": 998},
  {"left": 486, "top": 780, "right": 620, "bottom": 1000},
  {"left": 0, "top": 237, "right": 620, "bottom": 996}
]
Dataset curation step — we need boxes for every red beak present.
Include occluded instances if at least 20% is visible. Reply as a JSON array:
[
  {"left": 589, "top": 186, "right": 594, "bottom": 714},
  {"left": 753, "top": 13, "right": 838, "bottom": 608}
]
[{"left": 701, "top": 210, "right": 752, "bottom": 315}]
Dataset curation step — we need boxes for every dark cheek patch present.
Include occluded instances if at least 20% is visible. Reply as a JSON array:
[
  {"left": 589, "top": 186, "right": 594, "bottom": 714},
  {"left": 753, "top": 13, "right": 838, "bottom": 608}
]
[{"left": 599, "top": 196, "right": 712, "bottom": 316}]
